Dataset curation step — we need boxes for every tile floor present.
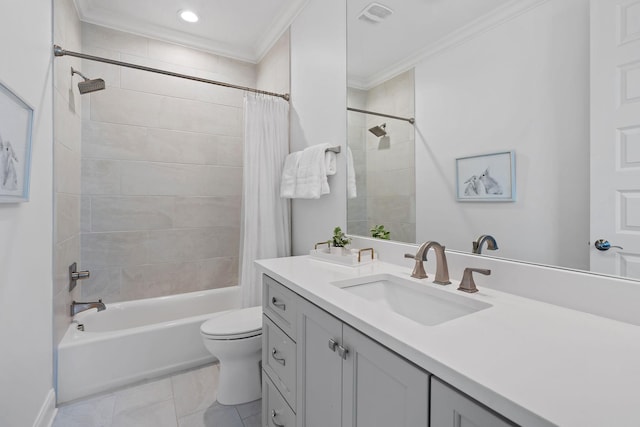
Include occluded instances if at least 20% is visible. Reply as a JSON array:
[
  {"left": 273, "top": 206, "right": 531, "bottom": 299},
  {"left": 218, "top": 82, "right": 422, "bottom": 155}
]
[{"left": 53, "top": 363, "right": 261, "bottom": 427}]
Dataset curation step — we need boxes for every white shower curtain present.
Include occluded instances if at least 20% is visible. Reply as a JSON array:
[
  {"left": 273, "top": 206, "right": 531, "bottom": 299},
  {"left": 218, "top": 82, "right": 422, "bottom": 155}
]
[{"left": 240, "top": 94, "right": 291, "bottom": 307}]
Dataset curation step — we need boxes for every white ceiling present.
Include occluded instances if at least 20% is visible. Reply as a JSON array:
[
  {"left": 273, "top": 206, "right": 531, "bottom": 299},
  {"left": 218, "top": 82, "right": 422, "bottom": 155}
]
[
  {"left": 73, "top": 0, "right": 308, "bottom": 63},
  {"left": 74, "top": 0, "right": 524, "bottom": 82},
  {"left": 347, "top": 0, "right": 516, "bottom": 88}
]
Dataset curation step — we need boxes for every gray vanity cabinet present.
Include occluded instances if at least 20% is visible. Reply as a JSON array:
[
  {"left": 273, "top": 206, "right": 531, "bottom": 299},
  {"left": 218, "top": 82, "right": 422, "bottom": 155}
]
[
  {"left": 263, "top": 274, "right": 513, "bottom": 427},
  {"left": 296, "top": 295, "right": 430, "bottom": 427},
  {"left": 431, "top": 378, "right": 516, "bottom": 427}
]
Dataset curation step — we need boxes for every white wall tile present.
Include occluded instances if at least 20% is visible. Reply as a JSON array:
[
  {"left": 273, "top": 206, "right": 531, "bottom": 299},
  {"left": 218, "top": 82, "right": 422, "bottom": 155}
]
[
  {"left": 120, "top": 261, "right": 199, "bottom": 300},
  {"left": 80, "top": 25, "right": 250, "bottom": 302},
  {"left": 81, "top": 158, "right": 121, "bottom": 195},
  {"left": 56, "top": 193, "right": 81, "bottom": 243},
  {"left": 82, "top": 121, "right": 148, "bottom": 161},
  {"left": 119, "top": 54, "right": 245, "bottom": 108},
  {"left": 80, "top": 267, "right": 122, "bottom": 302},
  {"left": 82, "top": 231, "right": 148, "bottom": 268},
  {"left": 174, "top": 196, "right": 241, "bottom": 228},
  {"left": 90, "top": 196, "right": 174, "bottom": 232},
  {"left": 82, "top": 23, "right": 148, "bottom": 57},
  {"left": 90, "top": 87, "right": 242, "bottom": 136}
]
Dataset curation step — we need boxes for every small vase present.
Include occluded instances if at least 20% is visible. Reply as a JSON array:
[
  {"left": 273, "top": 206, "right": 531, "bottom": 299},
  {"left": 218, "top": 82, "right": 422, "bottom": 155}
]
[{"left": 330, "top": 246, "right": 346, "bottom": 256}]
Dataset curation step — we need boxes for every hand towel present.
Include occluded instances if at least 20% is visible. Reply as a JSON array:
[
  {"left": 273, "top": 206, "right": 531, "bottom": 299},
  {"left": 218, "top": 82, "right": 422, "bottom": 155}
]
[
  {"left": 294, "top": 143, "right": 331, "bottom": 199},
  {"left": 280, "top": 151, "right": 302, "bottom": 198},
  {"left": 347, "top": 147, "right": 357, "bottom": 199},
  {"left": 325, "top": 150, "right": 337, "bottom": 176}
]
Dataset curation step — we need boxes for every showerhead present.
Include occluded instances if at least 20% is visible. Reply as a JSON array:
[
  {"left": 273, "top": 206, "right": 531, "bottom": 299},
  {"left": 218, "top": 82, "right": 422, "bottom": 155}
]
[
  {"left": 71, "top": 67, "right": 106, "bottom": 94},
  {"left": 368, "top": 123, "right": 387, "bottom": 137}
]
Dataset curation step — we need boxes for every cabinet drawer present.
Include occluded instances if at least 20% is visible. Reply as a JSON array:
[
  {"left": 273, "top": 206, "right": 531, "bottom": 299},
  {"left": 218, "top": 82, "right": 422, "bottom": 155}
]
[
  {"left": 263, "top": 315, "right": 296, "bottom": 410},
  {"left": 263, "top": 372, "right": 296, "bottom": 427},
  {"left": 263, "top": 275, "right": 297, "bottom": 340}
]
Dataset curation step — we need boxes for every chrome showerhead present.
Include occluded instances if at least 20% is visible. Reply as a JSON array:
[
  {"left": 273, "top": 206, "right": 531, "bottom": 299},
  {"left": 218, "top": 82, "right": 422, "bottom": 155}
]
[
  {"left": 368, "top": 123, "right": 387, "bottom": 137},
  {"left": 71, "top": 67, "right": 106, "bottom": 94}
]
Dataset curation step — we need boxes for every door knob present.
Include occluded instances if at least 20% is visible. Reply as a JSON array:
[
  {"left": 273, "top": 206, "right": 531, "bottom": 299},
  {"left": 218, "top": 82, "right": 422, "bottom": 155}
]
[{"left": 594, "top": 239, "right": 623, "bottom": 251}]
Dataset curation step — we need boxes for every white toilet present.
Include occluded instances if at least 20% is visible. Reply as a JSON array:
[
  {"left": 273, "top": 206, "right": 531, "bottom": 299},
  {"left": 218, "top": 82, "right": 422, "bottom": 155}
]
[{"left": 200, "top": 306, "right": 263, "bottom": 405}]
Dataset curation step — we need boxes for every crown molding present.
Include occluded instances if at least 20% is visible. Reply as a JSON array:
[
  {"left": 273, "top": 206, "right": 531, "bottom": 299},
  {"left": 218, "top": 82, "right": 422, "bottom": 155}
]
[
  {"left": 255, "top": 0, "right": 309, "bottom": 63},
  {"left": 350, "top": 0, "right": 551, "bottom": 90},
  {"left": 73, "top": 0, "right": 305, "bottom": 64}
]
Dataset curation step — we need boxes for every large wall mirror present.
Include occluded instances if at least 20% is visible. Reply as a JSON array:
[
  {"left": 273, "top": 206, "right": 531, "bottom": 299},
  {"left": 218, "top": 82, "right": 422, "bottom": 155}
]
[{"left": 347, "top": 0, "right": 640, "bottom": 281}]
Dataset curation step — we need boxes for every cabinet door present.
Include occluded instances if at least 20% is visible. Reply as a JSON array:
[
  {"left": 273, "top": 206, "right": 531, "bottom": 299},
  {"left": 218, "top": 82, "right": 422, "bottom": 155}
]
[
  {"left": 431, "top": 378, "right": 515, "bottom": 427},
  {"left": 296, "top": 298, "right": 343, "bottom": 427},
  {"left": 342, "top": 325, "right": 429, "bottom": 427}
]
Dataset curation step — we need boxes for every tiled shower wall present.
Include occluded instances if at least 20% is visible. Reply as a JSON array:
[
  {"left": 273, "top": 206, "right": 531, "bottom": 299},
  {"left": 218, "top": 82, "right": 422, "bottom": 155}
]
[
  {"left": 365, "top": 70, "right": 415, "bottom": 243},
  {"left": 347, "top": 70, "right": 415, "bottom": 244},
  {"left": 79, "top": 24, "right": 255, "bottom": 302},
  {"left": 347, "top": 87, "right": 368, "bottom": 237},
  {"left": 53, "top": 0, "right": 82, "bottom": 345}
]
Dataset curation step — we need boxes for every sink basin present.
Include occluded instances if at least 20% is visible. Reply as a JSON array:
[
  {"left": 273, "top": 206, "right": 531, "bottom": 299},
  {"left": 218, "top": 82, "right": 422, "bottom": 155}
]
[{"left": 332, "top": 274, "right": 491, "bottom": 326}]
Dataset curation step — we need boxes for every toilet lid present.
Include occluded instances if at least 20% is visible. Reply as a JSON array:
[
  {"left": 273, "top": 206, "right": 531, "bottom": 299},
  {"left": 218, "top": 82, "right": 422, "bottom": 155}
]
[{"left": 201, "top": 306, "right": 262, "bottom": 339}]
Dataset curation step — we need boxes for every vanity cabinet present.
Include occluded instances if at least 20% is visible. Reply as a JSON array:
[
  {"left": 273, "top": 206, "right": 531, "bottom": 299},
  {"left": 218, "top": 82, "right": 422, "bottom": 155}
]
[
  {"left": 263, "top": 274, "right": 429, "bottom": 427},
  {"left": 430, "top": 378, "right": 516, "bottom": 427},
  {"left": 262, "top": 274, "right": 514, "bottom": 427}
]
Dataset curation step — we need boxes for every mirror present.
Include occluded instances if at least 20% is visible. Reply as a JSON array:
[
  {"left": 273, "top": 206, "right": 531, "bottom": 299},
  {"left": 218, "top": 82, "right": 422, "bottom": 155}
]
[{"left": 347, "top": 0, "right": 639, "bottom": 281}]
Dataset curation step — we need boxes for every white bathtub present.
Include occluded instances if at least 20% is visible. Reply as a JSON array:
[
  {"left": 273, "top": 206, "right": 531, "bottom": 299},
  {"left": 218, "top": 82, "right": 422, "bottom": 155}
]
[{"left": 57, "top": 287, "right": 242, "bottom": 403}]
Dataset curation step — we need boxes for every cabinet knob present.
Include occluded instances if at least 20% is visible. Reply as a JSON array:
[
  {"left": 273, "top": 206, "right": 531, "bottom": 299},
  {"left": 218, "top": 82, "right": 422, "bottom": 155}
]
[
  {"left": 271, "top": 348, "right": 286, "bottom": 366},
  {"left": 271, "top": 410, "right": 285, "bottom": 427},
  {"left": 337, "top": 345, "right": 349, "bottom": 360},
  {"left": 271, "top": 297, "right": 286, "bottom": 311},
  {"left": 328, "top": 338, "right": 338, "bottom": 352}
]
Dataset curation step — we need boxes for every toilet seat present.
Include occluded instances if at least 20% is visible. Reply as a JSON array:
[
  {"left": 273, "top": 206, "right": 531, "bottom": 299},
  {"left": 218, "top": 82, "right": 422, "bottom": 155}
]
[{"left": 201, "top": 306, "right": 262, "bottom": 340}]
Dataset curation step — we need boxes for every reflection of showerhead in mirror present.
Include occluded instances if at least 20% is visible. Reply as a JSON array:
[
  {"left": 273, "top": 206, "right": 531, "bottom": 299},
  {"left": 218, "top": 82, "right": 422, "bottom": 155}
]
[
  {"left": 368, "top": 123, "right": 387, "bottom": 137},
  {"left": 71, "top": 67, "right": 106, "bottom": 94}
]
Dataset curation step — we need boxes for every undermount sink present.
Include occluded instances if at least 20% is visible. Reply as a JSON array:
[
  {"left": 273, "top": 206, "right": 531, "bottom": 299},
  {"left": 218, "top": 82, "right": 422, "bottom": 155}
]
[{"left": 332, "top": 274, "right": 491, "bottom": 326}]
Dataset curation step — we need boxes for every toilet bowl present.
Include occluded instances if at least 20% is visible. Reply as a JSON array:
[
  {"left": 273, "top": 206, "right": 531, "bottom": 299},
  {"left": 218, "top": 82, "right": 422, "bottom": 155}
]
[{"left": 200, "top": 305, "right": 263, "bottom": 405}]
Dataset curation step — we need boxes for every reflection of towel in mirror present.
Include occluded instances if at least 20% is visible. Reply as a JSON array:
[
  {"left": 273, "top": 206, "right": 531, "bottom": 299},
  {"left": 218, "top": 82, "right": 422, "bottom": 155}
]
[
  {"left": 294, "top": 143, "right": 330, "bottom": 198},
  {"left": 347, "top": 147, "right": 357, "bottom": 199},
  {"left": 280, "top": 151, "right": 302, "bottom": 198}
]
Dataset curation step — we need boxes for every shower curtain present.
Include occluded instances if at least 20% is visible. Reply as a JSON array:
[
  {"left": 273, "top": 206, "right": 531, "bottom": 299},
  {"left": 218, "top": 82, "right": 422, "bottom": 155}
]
[{"left": 240, "top": 94, "right": 291, "bottom": 307}]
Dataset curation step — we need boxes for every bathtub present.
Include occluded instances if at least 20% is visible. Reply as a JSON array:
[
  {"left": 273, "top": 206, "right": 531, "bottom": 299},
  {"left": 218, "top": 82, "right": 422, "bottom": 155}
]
[{"left": 57, "top": 286, "right": 242, "bottom": 403}]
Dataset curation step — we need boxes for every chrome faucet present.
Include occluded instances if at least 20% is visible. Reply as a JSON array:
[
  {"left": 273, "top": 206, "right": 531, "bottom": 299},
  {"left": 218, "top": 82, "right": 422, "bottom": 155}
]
[
  {"left": 472, "top": 235, "right": 498, "bottom": 254},
  {"left": 404, "top": 241, "right": 451, "bottom": 285},
  {"left": 70, "top": 299, "right": 106, "bottom": 316}
]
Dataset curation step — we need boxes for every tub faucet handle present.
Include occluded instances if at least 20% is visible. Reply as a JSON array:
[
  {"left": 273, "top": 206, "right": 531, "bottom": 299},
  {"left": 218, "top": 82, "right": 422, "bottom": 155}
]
[{"left": 69, "top": 262, "right": 91, "bottom": 292}]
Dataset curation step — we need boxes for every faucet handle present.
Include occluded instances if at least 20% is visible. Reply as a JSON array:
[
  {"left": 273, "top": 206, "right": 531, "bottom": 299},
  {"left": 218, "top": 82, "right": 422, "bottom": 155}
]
[
  {"left": 404, "top": 253, "right": 416, "bottom": 260},
  {"left": 458, "top": 268, "right": 491, "bottom": 293}
]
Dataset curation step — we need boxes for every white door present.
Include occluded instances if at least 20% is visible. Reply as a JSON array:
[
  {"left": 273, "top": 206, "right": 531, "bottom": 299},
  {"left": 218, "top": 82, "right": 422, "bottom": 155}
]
[{"left": 590, "top": 0, "right": 640, "bottom": 279}]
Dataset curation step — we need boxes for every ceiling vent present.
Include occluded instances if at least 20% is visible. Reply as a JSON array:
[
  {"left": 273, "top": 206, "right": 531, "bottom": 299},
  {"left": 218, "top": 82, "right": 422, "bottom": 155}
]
[{"left": 357, "top": 2, "right": 394, "bottom": 24}]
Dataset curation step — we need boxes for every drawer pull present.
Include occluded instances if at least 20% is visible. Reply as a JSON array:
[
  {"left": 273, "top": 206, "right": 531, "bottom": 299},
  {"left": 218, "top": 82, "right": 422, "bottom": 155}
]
[
  {"left": 337, "top": 345, "right": 349, "bottom": 360},
  {"left": 271, "top": 297, "right": 286, "bottom": 311},
  {"left": 328, "top": 338, "right": 338, "bottom": 352},
  {"left": 271, "top": 348, "right": 286, "bottom": 366},
  {"left": 271, "top": 409, "right": 285, "bottom": 427}
]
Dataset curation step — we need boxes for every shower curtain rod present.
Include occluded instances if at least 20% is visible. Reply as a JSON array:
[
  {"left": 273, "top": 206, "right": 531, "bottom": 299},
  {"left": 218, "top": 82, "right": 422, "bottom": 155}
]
[
  {"left": 347, "top": 107, "right": 415, "bottom": 124},
  {"left": 53, "top": 45, "right": 290, "bottom": 101}
]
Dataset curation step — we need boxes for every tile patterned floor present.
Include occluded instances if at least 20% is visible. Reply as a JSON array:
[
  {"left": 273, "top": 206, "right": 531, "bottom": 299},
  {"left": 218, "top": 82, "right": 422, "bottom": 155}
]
[{"left": 53, "top": 363, "right": 261, "bottom": 427}]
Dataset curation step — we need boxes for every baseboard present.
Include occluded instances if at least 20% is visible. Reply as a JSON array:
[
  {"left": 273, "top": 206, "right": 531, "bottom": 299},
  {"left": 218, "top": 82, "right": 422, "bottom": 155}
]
[{"left": 33, "top": 389, "right": 57, "bottom": 427}]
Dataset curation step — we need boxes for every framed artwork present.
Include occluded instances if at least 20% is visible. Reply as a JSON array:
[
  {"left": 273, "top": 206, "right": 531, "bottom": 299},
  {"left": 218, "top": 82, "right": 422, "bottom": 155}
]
[
  {"left": 456, "top": 151, "right": 515, "bottom": 202},
  {"left": 0, "top": 80, "right": 33, "bottom": 202}
]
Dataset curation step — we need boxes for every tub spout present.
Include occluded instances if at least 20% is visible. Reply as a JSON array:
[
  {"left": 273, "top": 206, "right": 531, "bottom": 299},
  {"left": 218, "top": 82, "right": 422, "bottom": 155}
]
[{"left": 71, "top": 299, "right": 106, "bottom": 316}]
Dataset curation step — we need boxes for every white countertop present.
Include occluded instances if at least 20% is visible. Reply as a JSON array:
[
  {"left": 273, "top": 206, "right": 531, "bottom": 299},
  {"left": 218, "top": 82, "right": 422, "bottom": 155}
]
[{"left": 256, "top": 255, "right": 640, "bottom": 427}]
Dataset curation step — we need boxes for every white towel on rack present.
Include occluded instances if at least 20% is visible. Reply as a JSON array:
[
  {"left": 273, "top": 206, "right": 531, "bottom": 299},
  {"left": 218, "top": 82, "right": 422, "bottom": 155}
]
[
  {"left": 294, "top": 143, "right": 331, "bottom": 199},
  {"left": 280, "top": 151, "right": 302, "bottom": 198},
  {"left": 347, "top": 147, "right": 357, "bottom": 199},
  {"left": 325, "top": 150, "right": 337, "bottom": 176}
]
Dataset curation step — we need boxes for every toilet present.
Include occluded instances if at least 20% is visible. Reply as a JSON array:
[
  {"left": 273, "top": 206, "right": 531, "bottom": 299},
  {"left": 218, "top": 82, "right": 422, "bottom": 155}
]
[{"left": 200, "top": 306, "right": 263, "bottom": 405}]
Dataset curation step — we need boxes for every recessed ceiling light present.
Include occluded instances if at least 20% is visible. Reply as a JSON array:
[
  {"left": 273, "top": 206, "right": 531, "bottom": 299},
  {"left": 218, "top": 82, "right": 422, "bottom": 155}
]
[{"left": 179, "top": 10, "right": 199, "bottom": 23}]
